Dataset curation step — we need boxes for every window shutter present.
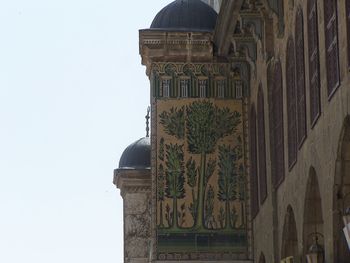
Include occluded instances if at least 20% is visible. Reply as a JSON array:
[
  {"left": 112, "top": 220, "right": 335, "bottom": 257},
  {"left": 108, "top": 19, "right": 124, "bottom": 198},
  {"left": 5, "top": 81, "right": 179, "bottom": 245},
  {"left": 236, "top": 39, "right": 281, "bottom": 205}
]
[
  {"left": 324, "top": 0, "right": 340, "bottom": 97},
  {"left": 268, "top": 65, "right": 276, "bottom": 186},
  {"left": 286, "top": 38, "right": 297, "bottom": 168},
  {"left": 295, "top": 9, "right": 307, "bottom": 145},
  {"left": 275, "top": 63, "right": 285, "bottom": 186},
  {"left": 308, "top": 0, "right": 321, "bottom": 126},
  {"left": 269, "top": 62, "right": 285, "bottom": 187}
]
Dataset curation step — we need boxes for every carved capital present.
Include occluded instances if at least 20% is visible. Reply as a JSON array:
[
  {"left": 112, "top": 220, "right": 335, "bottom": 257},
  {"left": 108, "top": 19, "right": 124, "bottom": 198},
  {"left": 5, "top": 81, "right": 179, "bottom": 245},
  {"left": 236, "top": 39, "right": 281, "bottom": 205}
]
[{"left": 113, "top": 168, "right": 151, "bottom": 198}]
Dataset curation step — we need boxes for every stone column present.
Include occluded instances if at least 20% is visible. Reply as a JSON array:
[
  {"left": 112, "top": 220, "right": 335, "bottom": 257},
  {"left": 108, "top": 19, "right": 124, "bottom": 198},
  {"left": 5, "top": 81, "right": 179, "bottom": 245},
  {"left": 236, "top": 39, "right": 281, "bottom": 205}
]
[{"left": 114, "top": 169, "right": 151, "bottom": 263}]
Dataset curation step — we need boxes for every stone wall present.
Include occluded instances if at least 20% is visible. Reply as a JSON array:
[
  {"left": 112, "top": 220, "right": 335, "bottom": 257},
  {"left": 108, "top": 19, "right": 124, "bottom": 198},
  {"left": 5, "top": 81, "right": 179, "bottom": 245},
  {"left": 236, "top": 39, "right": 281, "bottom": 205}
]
[
  {"left": 248, "top": 0, "right": 350, "bottom": 262},
  {"left": 114, "top": 169, "right": 152, "bottom": 263}
]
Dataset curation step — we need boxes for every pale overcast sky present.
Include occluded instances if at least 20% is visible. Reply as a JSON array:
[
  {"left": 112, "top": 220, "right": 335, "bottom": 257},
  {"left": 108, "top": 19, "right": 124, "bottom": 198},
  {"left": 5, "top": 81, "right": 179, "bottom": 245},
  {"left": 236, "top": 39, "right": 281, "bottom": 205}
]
[{"left": 0, "top": 1, "right": 170, "bottom": 262}]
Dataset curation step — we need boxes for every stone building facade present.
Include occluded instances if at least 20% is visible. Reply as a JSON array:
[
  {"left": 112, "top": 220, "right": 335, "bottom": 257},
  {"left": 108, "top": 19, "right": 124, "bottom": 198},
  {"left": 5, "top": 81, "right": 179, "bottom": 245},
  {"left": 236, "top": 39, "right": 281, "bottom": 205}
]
[{"left": 114, "top": 0, "right": 350, "bottom": 262}]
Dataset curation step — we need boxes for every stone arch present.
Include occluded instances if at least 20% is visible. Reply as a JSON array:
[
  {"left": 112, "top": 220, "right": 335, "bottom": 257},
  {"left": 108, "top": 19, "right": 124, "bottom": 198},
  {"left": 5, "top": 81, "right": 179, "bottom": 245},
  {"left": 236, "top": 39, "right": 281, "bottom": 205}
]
[
  {"left": 281, "top": 205, "right": 299, "bottom": 261},
  {"left": 333, "top": 116, "right": 350, "bottom": 262},
  {"left": 259, "top": 252, "right": 266, "bottom": 263},
  {"left": 303, "top": 167, "right": 324, "bottom": 258}
]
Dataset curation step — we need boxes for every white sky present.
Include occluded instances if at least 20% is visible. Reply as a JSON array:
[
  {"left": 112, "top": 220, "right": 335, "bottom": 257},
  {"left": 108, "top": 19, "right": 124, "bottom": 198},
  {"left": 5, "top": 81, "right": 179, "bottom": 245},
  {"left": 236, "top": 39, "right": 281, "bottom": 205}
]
[{"left": 0, "top": 0, "right": 170, "bottom": 262}]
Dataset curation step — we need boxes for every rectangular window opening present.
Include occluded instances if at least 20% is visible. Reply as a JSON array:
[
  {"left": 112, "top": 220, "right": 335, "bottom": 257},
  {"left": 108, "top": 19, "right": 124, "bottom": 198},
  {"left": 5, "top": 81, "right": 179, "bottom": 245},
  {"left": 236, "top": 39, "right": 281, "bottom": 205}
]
[
  {"left": 217, "top": 79, "right": 225, "bottom": 98},
  {"left": 199, "top": 79, "right": 207, "bottom": 98},
  {"left": 180, "top": 79, "right": 189, "bottom": 98},
  {"left": 235, "top": 81, "right": 243, "bottom": 99},
  {"left": 162, "top": 79, "right": 170, "bottom": 98}
]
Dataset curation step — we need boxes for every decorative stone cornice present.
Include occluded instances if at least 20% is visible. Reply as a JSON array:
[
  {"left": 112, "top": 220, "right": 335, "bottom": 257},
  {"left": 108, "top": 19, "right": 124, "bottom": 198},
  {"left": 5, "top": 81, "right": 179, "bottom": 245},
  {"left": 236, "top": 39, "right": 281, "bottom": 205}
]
[
  {"left": 113, "top": 168, "right": 151, "bottom": 198},
  {"left": 139, "top": 30, "right": 214, "bottom": 75}
]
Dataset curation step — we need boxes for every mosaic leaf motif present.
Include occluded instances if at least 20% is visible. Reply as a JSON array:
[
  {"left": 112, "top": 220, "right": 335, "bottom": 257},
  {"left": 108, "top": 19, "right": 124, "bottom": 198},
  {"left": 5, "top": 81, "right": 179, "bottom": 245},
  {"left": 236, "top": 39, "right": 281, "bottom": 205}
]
[
  {"left": 159, "top": 107, "right": 185, "bottom": 139},
  {"left": 164, "top": 143, "right": 185, "bottom": 229},
  {"left": 217, "top": 144, "right": 242, "bottom": 229}
]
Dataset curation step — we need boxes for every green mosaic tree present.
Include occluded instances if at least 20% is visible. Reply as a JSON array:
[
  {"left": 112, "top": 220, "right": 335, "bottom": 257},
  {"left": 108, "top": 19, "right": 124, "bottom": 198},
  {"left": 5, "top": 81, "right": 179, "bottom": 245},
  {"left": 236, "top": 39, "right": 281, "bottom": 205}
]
[
  {"left": 159, "top": 107, "right": 185, "bottom": 139},
  {"left": 164, "top": 143, "right": 185, "bottom": 229},
  {"left": 218, "top": 145, "right": 237, "bottom": 229},
  {"left": 186, "top": 101, "right": 241, "bottom": 229},
  {"left": 217, "top": 139, "right": 243, "bottom": 229}
]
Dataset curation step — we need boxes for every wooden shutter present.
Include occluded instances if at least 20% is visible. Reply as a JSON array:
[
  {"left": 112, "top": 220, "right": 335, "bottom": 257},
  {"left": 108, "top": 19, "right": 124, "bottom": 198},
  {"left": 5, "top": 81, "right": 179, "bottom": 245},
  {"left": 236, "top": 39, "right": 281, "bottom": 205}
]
[
  {"left": 257, "top": 85, "right": 267, "bottom": 203},
  {"left": 324, "top": 0, "right": 340, "bottom": 97},
  {"left": 286, "top": 38, "right": 297, "bottom": 169},
  {"left": 275, "top": 62, "right": 285, "bottom": 186},
  {"left": 268, "top": 64, "right": 276, "bottom": 186},
  {"left": 269, "top": 62, "right": 285, "bottom": 187},
  {"left": 295, "top": 9, "right": 307, "bottom": 145},
  {"left": 308, "top": 0, "right": 321, "bottom": 126}
]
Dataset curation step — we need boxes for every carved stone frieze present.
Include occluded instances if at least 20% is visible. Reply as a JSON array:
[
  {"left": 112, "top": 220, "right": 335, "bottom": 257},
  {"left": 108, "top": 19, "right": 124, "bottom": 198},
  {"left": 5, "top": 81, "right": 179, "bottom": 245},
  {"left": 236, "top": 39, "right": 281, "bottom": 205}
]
[{"left": 139, "top": 30, "right": 214, "bottom": 75}]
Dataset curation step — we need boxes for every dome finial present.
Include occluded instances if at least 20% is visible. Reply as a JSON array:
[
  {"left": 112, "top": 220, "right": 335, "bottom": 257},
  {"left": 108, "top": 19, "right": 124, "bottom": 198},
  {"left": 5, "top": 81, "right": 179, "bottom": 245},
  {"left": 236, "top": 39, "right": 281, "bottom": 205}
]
[{"left": 145, "top": 106, "right": 150, "bottom": 137}]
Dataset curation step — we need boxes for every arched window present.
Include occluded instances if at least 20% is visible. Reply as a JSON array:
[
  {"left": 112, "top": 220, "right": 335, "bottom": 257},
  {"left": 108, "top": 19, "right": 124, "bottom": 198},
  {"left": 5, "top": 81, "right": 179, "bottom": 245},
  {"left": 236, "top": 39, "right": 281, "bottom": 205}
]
[
  {"left": 257, "top": 85, "right": 267, "bottom": 203},
  {"left": 281, "top": 206, "right": 298, "bottom": 259},
  {"left": 307, "top": 0, "right": 321, "bottom": 126},
  {"left": 250, "top": 104, "right": 259, "bottom": 218},
  {"left": 324, "top": 0, "right": 340, "bottom": 97},
  {"left": 346, "top": 0, "right": 350, "bottom": 68},
  {"left": 259, "top": 253, "right": 266, "bottom": 263},
  {"left": 295, "top": 8, "right": 307, "bottom": 145},
  {"left": 268, "top": 61, "right": 285, "bottom": 187},
  {"left": 286, "top": 38, "right": 297, "bottom": 168}
]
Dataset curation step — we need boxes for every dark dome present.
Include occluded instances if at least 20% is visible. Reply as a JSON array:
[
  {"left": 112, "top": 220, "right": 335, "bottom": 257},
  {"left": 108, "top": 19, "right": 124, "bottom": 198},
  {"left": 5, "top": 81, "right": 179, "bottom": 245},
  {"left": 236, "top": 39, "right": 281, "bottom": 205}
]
[
  {"left": 118, "top": 137, "right": 151, "bottom": 169},
  {"left": 150, "top": 0, "right": 218, "bottom": 31}
]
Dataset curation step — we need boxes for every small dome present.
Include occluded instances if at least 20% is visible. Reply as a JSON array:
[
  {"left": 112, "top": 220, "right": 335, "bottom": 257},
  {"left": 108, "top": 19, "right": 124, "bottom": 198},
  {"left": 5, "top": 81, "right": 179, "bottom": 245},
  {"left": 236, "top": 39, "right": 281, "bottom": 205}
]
[
  {"left": 150, "top": 0, "right": 218, "bottom": 31},
  {"left": 118, "top": 137, "right": 151, "bottom": 169}
]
